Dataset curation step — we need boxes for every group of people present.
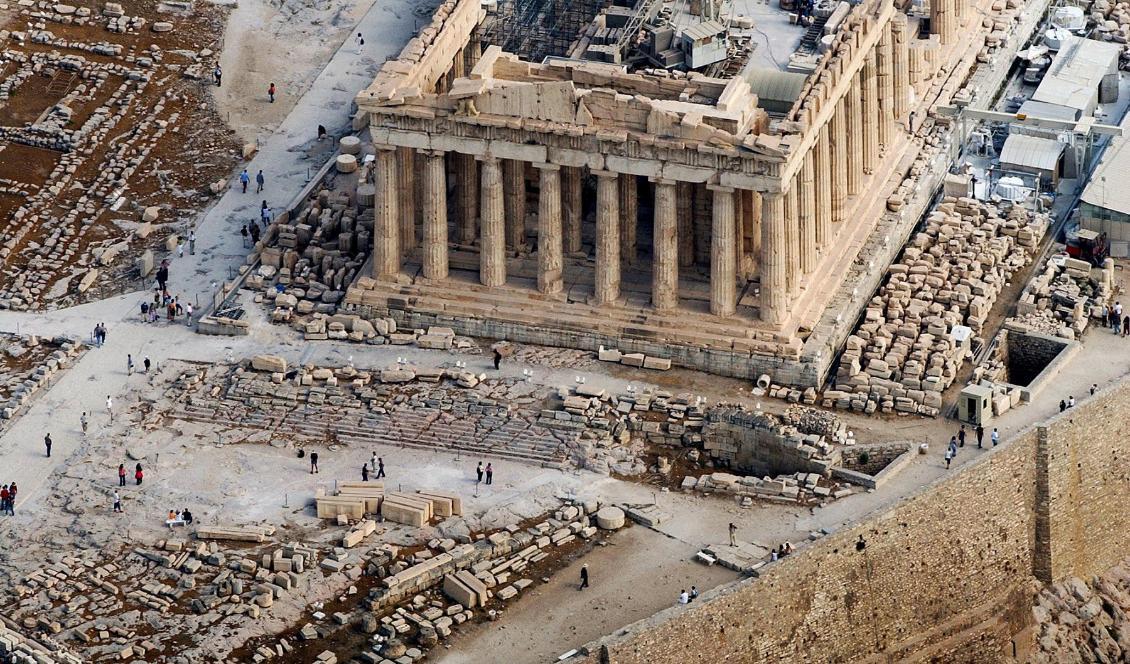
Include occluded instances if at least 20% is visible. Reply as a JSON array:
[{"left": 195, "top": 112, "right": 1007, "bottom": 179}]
[
  {"left": 1058, "top": 395, "right": 1077, "bottom": 412},
  {"left": 677, "top": 586, "right": 700, "bottom": 604},
  {"left": 944, "top": 424, "right": 1000, "bottom": 468},
  {"left": 166, "top": 508, "right": 194, "bottom": 524},
  {"left": 141, "top": 289, "right": 190, "bottom": 324},
  {"left": 117, "top": 463, "right": 144, "bottom": 486},
  {"left": 127, "top": 354, "right": 153, "bottom": 376},
  {"left": 238, "top": 169, "right": 266, "bottom": 194},
  {"left": 475, "top": 461, "right": 494, "bottom": 485},
  {"left": 0, "top": 483, "right": 17, "bottom": 515},
  {"left": 91, "top": 322, "right": 108, "bottom": 346},
  {"left": 360, "top": 454, "right": 386, "bottom": 481},
  {"left": 1102, "top": 301, "right": 1128, "bottom": 335}
]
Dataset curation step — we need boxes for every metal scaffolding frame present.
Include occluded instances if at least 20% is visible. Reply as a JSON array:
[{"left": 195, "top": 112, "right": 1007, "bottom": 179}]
[{"left": 482, "top": 0, "right": 613, "bottom": 63}]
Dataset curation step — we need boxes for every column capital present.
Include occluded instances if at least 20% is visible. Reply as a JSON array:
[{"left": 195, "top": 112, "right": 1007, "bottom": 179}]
[
  {"left": 475, "top": 154, "right": 499, "bottom": 163},
  {"left": 706, "top": 183, "right": 735, "bottom": 193},
  {"left": 532, "top": 162, "right": 560, "bottom": 171},
  {"left": 591, "top": 169, "right": 619, "bottom": 179},
  {"left": 419, "top": 149, "right": 446, "bottom": 158},
  {"left": 649, "top": 176, "right": 677, "bottom": 186}
]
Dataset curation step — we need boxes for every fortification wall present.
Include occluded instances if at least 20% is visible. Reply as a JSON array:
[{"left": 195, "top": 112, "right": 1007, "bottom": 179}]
[{"left": 573, "top": 381, "right": 1130, "bottom": 663}]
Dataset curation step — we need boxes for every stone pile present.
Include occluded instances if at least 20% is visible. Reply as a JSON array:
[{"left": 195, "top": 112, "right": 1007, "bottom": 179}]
[
  {"left": 596, "top": 345, "right": 672, "bottom": 371},
  {"left": 1030, "top": 561, "right": 1130, "bottom": 663},
  {"left": 1011, "top": 254, "right": 1112, "bottom": 339},
  {"left": 0, "top": 625, "right": 82, "bottom": 664},
  {"left": 0, "top": 334, "right": 84, "bottom": 425},
  {"left": 829, "top": 200, "right": 1047, "bottom": 416},
  {"left": 1090, "top": 0, "right": 1130, "bottom": 47},
  {"left": 700, "top": 406, "right": 839, "bottom": 474},
  {"left": 681, "top": 470, "right": 855, "bottom": 505}
]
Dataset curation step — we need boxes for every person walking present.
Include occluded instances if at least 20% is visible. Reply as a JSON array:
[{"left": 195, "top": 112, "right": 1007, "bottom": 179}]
[
  {"left": 1, "top": 485, "right": 8, "bottom": 516},
  {"left": 80, "top": 412, "right": 88, "bottom": 435},
  {"left": 1091, "top": 383, "right": 1098, "bottom": 396},
  {"left": 189, "top": 229, "right": 196, "bottom": 255},
  {"left": 106, "top": 395, "right": 113, "bottom": 422},
  {"left": 118, "top": 463, "right": 126, "bottom": 487},
  {"left": 44, "top": 433, "right": 51, "bottom": 458},
  {"left": 492, "top": 348, "right": 502, "bottom": 370},
  {"left": 361, "top": 463, "right": 369, "bottom": 482},
  {"left": 249, "top": 222, "right": 261, "bottom": 245},
  {"left": 579, "top": 564, "right": 589, "bottom": 590},
  {"left": 156, "top": 263, "right": 169, "bottom": 292},
  {"left": 260, "top": 204, "right": 271, "bottom": 227},
  {"left": 213, "top": 64, "right": 222, "bottom": 87},
  {"left": 975, "top": 424, "right": 984, "bottom": 449},
  {"left": 944, "top": 447, "right": 953, "bottom": 469},
  {"left": 947, "top": 436, "right": 957, "bottom": 459},
  {"left": 5, "top": 483, "right": 14, "bottom": 515},
  {"left": 376, "top": 457, "right": 385, "bottom": 479},
  {"left": 256, "top": 170, "right": 265, "bottom": 194},
  {"left": 240, "top": 224, "right": 249, "bottom": 248},
  {"left": 267, "top": 83, "right": 276, "bottom": 103},
  {"left": 134, "top": 464, "right": 143, "bottom": 486},
  {"left": 127, "top": 354, "right": 134, "bottom": 376},
  {"left": 476, "top": 462, "right": 483, "bottom": 484},
  {"left": 177, "top": 240, "right": 185, "bottom": 258},
  {"left": 355, "top": 32, "right": 365, "bottom": 54},
  {"left": 113, "top": 491, "right": 122, "bottom": 513},
  {"left": 310, "top": 451, "right": 319, "bottom": 474},
  {"left": 1123, "top": 315, "right": 1129, "bottom": 337},
  {"left": 143, "top": 357, "right": 151, "bottom": 373},
  {"left": 991, "top": 428, "right": 1000, "bottom": 447},
  {"left": 958, "top": 425, "right": 966, "bottom": 448},
  {"left": 485, "top": 463, "right": 493, "bottom": 485},
  {"left": 729, "top": 522, "right": 737, "bottom": 546},
  {"left": 239, "top": 169, "right": 250, "bottom": 193}
]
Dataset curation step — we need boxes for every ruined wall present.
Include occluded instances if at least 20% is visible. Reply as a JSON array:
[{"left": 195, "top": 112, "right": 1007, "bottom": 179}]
[{"left": 573, "top": 381, "right": 1130, "bottom": 663}]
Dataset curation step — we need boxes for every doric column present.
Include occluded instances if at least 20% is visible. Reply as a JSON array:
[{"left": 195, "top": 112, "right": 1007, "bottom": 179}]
[
  {"left": 677, "top": 181, "right": 694, "bottom": 267},
  {"left": 891, "top": 14, "right": 910, "bottom": 121},
  {"left": 563, "top": 166, "right": 583, "bottom": 253},
  {"left": 373, "top": 147, "right": 401, "bottom": 279},
  {"left": 862, "top": 49, "right": 880, "bottom": 173},
  {"left": 452, "top": 47, "right": 465, "bottom": 78},
  {"left": 733, "top": 185, "right": 744, "bottom": 275},
  {"left": 932, "top": 0, "right": 955, "bottom": 44},
  {"left": 593, "top": 170, "right": 620, "bottom": 305},
  {"left": 784, "top": 182, "right": 799, "bottom": 294},
  {"left": 397, "top": 147, "right": 416, "bottom": 251},
  {"left": 955, "top": 0, "right": 967, "bottom": 25},
  {"left": 619, "top": 173, "right": 638, "bottom": 266},
  {"left": 421, "top": 150, "right": 448, "bottom": 280},
  {"left": 877, "top": 22, "right": 895, "bottom": 151},
  {"left": 652, "top": 179, "right": 679, "bottom": 311},
  {"left": 798, "top": 156, "right": 817, "bottom": 275},
  {"left": 760, "top": 192, "right": 787, "bottom": 325},
  {"left": 503, "top": 159, "right": 526, "bottom": 252},
  {"left": 709, "top": 185, "right": 736, "bottom": 317},
  {"left": 693, "top": 183, "right": 712, "bottom": 266},
  {"left": 478, "top": 156, "right": 506, "bottom": 287},
  {"left": 536, "top": 163, "right": 563, "bottom": 295},
  {"left": 830, "top": 98, "right": 848, "bottom": 225},
  {"left": 456, "top": 153, "right": 478, "bottom": 245},
  {"left": 845, "top": 73, "right": 862, "bottom": 196},
  {"left": 814, "top": 127, "right": 832, "bottom": 250}
]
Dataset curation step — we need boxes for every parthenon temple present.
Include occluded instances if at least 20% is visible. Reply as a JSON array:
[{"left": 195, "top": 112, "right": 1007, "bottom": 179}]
[{"left": 350, "top": 0, "right": 981, "bottom": 385}]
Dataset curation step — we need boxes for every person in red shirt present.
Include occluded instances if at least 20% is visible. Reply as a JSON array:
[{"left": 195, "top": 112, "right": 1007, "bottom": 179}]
[
  {"left": 118, "top": 464, "right": 126, "bottom": 487},
  {"left": 1, "top": 485, "right": 9, "bottom": 515},
  {"left": 135, "top": 464, "right": 144, "bottom": 486}
]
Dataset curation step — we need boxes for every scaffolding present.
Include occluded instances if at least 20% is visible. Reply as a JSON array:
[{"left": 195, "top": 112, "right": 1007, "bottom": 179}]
[{"left": 481, "top": 0, "right": 613, "bottom": 63}]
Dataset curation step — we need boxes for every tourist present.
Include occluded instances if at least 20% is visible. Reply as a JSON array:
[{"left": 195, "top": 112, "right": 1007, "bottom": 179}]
[
  {"left": 268, "top": 83, "right": 276, "bottom": 103},
  {"left": 310, "top": 451, "right": 319, "bottom": 474},
  {"left": 8, "top": 483, "right": 17, "bottom": 514},
  {"left": 728, "top": 522, "right": 737, "bottom": 546},
  {"left": 355, "top": 32, "right": 365, "bottom": 54},
  {"left": 579, "top": 564, "right": 589, "bottom": 590},
  {"left": 189, "top": 229, "right": 196, "bottom": 255},
  {"left": 140, "top": 301, "right": 148, "bottom": 322},
  {"left": 182, "top": 508, "right": 193, "bottom": 524},
  {"left": 135, "top": 464, "right": 143, "bottom": 486},
  {"left": 361, "top": 463, "right": 369, "bottom": 482},
  {"left": 947, "top": 436, "right": 957, "bottom": 458},
  {"left": 976, "top": 424, "right": 984, "bottom": 449},
  {"left": 1059, "top": 399, "right": 1066, "bottom": 412},
  {"left": 690, "top": 586, "right": 699, "bottom": 601},
  {"left": 185, "top": 302, "right": 193, "bottom": 322},
  {"left": 770, "top": 548, "right": 778, "bottom": 562},
  {"left": 256, "top": 170, "right": 265, "bottom": 193},
  {"left": 127, "top": 354, "right": 134, "bottom": 376},
  {"left": 492, "top": 348, "right": 502, "bottom": 370},
  {"left": 213, "top": 64, "right": 222, "bottom": 87},
  {"left": 485, "top": 463, "right": 493, "bottom": 485},
  {"left": 177, "top": 240, "right": 185, "bottom": 258},
  {"left": 239, "top": 169, "right": 250, "bottom": 193},
  {"left": 113, "top": 491, "right": 122, "bottom": 513},
  {"left": 106, "top": 395, "right": 113, "bottom": 422},
  {"left": 991, "top": 428, "right": 999, "bottom": 447},
  {"left": 1091, "top": 383, "right": 1097, "bottom": 396},
  {"left": 156, "top": 263, "right": 169, "bottom": 292},
  {"left": 144, "top": 357, "right": 151, "bottom": 373},
  {"left": 476, "top": 462, "right": 483, "bottom": 484},
  {"left": 678, "top": 589, "right": 689, "bottom": 604},
  {"left": 958, "top": 425, "right": 966, "bottom": 448},
  {"left": 370, "top": 451, "right": 377, "bottom": 474},
  {"left": 249, "top": 222, "right": 261, "bottom": 245},
  {"left": 780, "top": 541, "right": 793, "bottom": 556},
  {"left": 80, "top": 412, "right": 88, "bottom": 435},
  {"left": 240, "top": 224, "right": 249, "bottom": 247},
  {"left": 118, "top": 463, "right": 126, "bottom": 487},
  {"left": 1067, "top": 395, "right": 1075, "bottom": 408},
  {"left": 1123, "top": 316, "right": 1129, "bottom": 337},
  {"left": 1, "top": 485, "right": 9, "bottom": 516},
  {"left": 318, "top": 125, "right": 327, "bottom": 141},
  {"left": 44, "top": 433, "right": 51, "bottom": 458},
  {"left": 260, "top": 204, "right": 271, "bottom": 227},
  {"left": 944, "top": 447, "right": 953, "bottom": 469},
  {"left": 376, "top": 457, "right": 385, "bottom": 479}
]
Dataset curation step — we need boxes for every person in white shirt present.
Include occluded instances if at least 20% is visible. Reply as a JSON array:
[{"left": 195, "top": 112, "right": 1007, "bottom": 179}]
[{"left": 678, "top": 590, "right": 689, "bottom": 605}]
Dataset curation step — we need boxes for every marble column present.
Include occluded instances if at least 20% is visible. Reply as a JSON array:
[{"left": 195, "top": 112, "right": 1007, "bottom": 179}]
[
  {"left": 619, "top": 173, "right": 638, "bottom": 266},
  {"left": 830, "top": 98, "right": 848, "bottom": 225},
  {"left": 652, "top": 179, "right": 678, "bottom": 311},
  {"left": 456, "top": 153, "right": 478, "bottom": 245},
  {"left": 932, "top": 0, "right": 955, "bottom": 45},
  {"left": 373, "top": 147, "right": 401, "bottom": 279},
  {"left": 452, "top": 48, "right": 465, "bottom": 78},
  {"left": 708, "top": 185, "right": 736, "bottom": 317},
  {"left": 760, "top": 192, "right": 787, "bottom": 325},
  {"left": 798, "top": 156, "right": 817, "bottom": 275},
  {"left": 503, "top": 159, "right": 526, "bottom": 252},
  {"left": 677, "top": 181, "right": 694, "bottom": 268},
  {"left": 784, "top": 182, "right": 799, "bottom": 294},
  {"left": 876, "top": 22, "right": 895, "bottom": 151},
  {"left": 478, "top": 156, "right": 506, "bottom": 287},
  {"left": 536, "top": 163, "right": 563, "bottom": 295},
  {"left": 845, "top": 74, "right": 863, "bottom": 196},
  {"left": 891, "top": 13, "right": 910, "bottom": 121},
  {"left": 593, "top": 171, "right": 620, "bottom": 305},
  {"left": 563, "top": 166, "right": 583, "bottom": 253},
  {"left": 862, "top": 50, "right": 880, "bottom": 174},
  {"left": 397, "top": 147, "right": 416, "bottom": 251},
  {"left": 747, "top": 190, "right": 761, "bottom": 278},
  {"left": 421, "top": 150, "right": 448, "bottom": 280},
  {"left": 814, "top": 128, "right": 832, "bottom": 251},
  {"left": 733, "top": 185, "right": 744, "bottom": 275}
]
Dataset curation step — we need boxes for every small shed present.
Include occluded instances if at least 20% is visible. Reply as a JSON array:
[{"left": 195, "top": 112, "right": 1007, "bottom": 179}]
[
  {"left": 999, "top": 134, "right": 1066, "bottom": 185},
  {"left": 958, "top": 384, "right": 993, "bottom": 426},
  {"left": 679, "top": 20, "right": 728, "bottom": 70}
]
